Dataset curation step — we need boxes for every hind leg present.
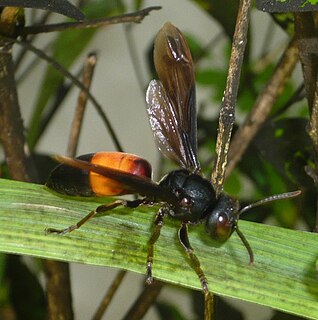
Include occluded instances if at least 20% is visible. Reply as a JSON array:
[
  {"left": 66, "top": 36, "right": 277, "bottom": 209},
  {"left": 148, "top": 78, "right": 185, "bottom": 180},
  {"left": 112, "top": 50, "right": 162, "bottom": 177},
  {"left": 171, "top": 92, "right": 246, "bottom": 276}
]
[{"left": 46, "top": 199, "right": 143, "bottom": 235}]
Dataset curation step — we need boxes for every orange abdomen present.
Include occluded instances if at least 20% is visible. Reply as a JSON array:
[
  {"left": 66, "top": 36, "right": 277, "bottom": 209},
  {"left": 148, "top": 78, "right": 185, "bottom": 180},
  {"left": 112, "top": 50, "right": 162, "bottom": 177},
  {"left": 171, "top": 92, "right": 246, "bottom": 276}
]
[
  {"left": 47, "top": 152, "right": 152, "bottom": 197},
  {"left": 89, "top": 152, "right": 152, "bottom": 195}
]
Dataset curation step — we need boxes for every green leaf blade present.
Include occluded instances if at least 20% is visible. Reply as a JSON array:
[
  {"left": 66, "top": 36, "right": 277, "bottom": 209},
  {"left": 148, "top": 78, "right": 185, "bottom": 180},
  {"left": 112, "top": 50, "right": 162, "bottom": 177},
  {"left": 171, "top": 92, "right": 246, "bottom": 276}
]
[{"left": 0, "top": 178, "right": 317, "bottom": 319}]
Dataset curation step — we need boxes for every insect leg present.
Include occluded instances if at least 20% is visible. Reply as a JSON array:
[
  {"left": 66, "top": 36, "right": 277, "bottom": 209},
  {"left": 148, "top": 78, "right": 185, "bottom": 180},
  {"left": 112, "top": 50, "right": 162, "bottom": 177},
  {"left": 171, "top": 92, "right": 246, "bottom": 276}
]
[
  {"left": 45, "top": 199, "right": 143, "bottom": 235},
  {"left": 178, "top": 223, "right": 214, "bottom": 319},
  {"left": 146, "top": 207, "right": 166, "bottom": 285},
  {"left": 178, "top": 222, "right": 208, "bottom": 292}
]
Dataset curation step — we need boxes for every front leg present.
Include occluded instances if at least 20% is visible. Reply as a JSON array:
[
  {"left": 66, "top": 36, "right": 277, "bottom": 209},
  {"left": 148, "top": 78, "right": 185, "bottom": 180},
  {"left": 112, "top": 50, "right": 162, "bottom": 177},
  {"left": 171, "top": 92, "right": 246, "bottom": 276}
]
[
  {"left": 178, "top": 222, "right": 208, "bottom": 292},
  {"left": 178, "top": 223, "right": 214, "bottom": 320}
]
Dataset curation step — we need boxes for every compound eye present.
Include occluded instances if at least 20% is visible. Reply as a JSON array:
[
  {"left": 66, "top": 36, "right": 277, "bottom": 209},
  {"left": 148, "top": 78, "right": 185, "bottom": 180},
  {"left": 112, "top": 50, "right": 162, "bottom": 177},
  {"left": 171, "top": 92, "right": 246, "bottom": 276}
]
[{"left": 206, "top": 212, "right": 233, "bottom": 242}]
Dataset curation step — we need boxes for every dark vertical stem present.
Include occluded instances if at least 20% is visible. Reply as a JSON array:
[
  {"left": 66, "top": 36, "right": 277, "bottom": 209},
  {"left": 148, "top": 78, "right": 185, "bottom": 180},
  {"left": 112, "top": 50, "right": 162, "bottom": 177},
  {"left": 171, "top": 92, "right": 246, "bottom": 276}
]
[
  {"left": 0, "top": 17, "right": 74, "bottom": 320},
  {"left": 43, "top": 260, "right": 74, "bottom": 320},
  {"left": 294, "top": 13, "right": 317, "bottom": 112},
  {"left": 294, "top": 12, "right": 318, "bottom": 232},
  {"left": 226, "top": 38, "right": 299, "bottom": 177},
  {"left": 0, "top": 39, "right": 32, "bottom": 182}
]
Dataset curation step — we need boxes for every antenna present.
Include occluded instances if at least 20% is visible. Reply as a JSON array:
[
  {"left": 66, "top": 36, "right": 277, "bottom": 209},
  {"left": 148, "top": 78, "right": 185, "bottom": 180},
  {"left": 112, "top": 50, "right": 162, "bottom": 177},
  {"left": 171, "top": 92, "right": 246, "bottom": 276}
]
[
  {"left": 236, "top": 190, "right": 301, "bottom": 265},
  {"left": 239, "top": 190, "right": 301, "bottom": 216}
]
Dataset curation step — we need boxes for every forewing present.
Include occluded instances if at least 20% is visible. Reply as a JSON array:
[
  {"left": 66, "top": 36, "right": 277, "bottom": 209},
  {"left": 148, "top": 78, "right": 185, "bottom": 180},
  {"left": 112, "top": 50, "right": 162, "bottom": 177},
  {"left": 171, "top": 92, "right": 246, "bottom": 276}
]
[
  {"left": 146, "top": 80, "right": 189, "bottom": 168},
  {"left": 151, "top": 22, "right": 199, "bottom": 170}
]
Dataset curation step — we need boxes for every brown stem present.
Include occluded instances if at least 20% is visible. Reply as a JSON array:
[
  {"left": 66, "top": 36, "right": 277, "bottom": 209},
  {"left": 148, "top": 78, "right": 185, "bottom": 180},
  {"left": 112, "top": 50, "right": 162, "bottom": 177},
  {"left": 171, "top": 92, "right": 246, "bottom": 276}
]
[
  {"left": 294, "top": 13, "right": 318, "bottom": 113},
  {"left": 294, "top": 12, "right": 318, "bottom": 232},
  {"left": 43, "top": 260, "right": 74, "bottom": 320},
  {"left": 226, "top": 37, "right": 299, "bottom": 177},
  {"left": 67, "top": 53, "right": 97, "bottom": 157},
  {"left": 0, "top": 39, "right": 32, "bottom": 182},
  {"left": 122, "top": 280, "right": 164, "bottom": 320},
  {"left": 211, "top": 0, "right": 252, "bottom": 196},
  {"left": 0, "top": 11, "right": 74, "bottom": 320},
  {"left": 18, "top": 6, "right": 161, "bottom": 36},
  {"left": 305, "top": 166, "right": 318, "bottom": 232}
]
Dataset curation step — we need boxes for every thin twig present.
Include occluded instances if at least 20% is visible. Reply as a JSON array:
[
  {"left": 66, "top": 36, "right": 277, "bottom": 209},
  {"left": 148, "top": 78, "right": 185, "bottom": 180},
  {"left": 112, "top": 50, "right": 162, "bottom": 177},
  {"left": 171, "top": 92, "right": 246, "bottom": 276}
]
[
  {"left": 16, "top": 41, "right": 52, "bottom": 84},
  {"left": 9, "top": 37, "right": 124, "bottom": 152},
  {"left": 92, "top": 270, "right": 127, "bottom": 320},
  {"left": 269, "top": 83, "right": 305, "bottom": 120},
  {"left": 34, "top": 69, "right": 82, "bottom": 145},
  {"left": 18, "top": 6, "right": 161, "bottom": 36},
  {"left": 124, "top": 24, "right": 145, "bottom": 93},
  {"left": 211, "top": 0, "right": 252, "bottom": 197},
  {"left": 14, "top": 11, "right": 52, "bottom": 72},
  {"left": 226, "top": 37, "right": 299, "bottom": 178},
  {"left": 122, "top": 280, "right": 164, "bottom": 320},
  {"left": 67, "top": 53, "right": 97, "bottom": 157},
  {"left": 260, "top": 21, "right": 273, "bottom": 58}
]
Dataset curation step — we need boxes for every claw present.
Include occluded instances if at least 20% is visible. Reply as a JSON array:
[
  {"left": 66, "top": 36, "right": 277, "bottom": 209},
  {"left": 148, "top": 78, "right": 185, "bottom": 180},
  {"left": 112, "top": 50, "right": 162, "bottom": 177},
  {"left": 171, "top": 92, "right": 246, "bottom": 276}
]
[{"left": 45, "top": 227, "right": 72, "bottom": 235}]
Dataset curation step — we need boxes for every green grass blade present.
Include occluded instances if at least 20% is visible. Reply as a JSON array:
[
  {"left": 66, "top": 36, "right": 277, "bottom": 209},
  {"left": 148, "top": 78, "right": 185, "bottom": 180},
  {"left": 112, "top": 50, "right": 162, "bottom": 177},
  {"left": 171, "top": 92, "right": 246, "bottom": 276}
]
[{"left": 0, "top": 178, "right": 317, "bottom": 318}]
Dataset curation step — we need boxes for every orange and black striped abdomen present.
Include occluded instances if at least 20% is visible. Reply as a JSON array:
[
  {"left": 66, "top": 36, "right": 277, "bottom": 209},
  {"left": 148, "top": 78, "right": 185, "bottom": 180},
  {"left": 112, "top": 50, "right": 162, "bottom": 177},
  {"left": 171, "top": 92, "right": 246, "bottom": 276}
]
[{"left": 46, "top": 152, "right": 152, "bottom": 197}]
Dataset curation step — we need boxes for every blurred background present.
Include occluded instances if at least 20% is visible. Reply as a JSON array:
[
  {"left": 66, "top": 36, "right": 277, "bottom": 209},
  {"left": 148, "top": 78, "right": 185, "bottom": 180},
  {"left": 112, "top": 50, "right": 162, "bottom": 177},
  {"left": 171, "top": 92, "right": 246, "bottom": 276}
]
[{"left": 2, "top": 0, "right": 313, "bottom": 319}]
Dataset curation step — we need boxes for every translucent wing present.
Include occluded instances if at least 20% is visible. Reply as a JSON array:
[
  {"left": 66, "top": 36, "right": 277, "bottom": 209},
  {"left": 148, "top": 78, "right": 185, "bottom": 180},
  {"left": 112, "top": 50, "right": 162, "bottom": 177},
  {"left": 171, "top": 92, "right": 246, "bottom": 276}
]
[
  {"left": 147, "top": 80, "right": 189, "bottom": 168},
  {"left": 146, "top": 22, "right": 199, "bottom": 171}
]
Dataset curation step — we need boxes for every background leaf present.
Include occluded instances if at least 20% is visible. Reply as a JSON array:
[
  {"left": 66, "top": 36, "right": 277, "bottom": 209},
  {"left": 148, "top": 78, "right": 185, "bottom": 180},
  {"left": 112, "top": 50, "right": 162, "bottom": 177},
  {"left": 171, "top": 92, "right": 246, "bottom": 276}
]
[{"left": 0, "top": 0, "right": 84, "bottom": 20}]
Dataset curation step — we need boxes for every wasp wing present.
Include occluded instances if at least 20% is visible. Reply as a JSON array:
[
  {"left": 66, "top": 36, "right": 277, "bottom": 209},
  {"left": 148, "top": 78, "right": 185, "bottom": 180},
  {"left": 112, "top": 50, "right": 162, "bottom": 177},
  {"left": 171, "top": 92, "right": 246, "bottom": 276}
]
[
  {"left": 50, "top": 156, "right": 175, "bottom": 202},
  {"left": 147, "top": 80, "right": 190, "bottom": 168},
  {"left": 146, "top": 22, "right": 199, "bottom": 171}
]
